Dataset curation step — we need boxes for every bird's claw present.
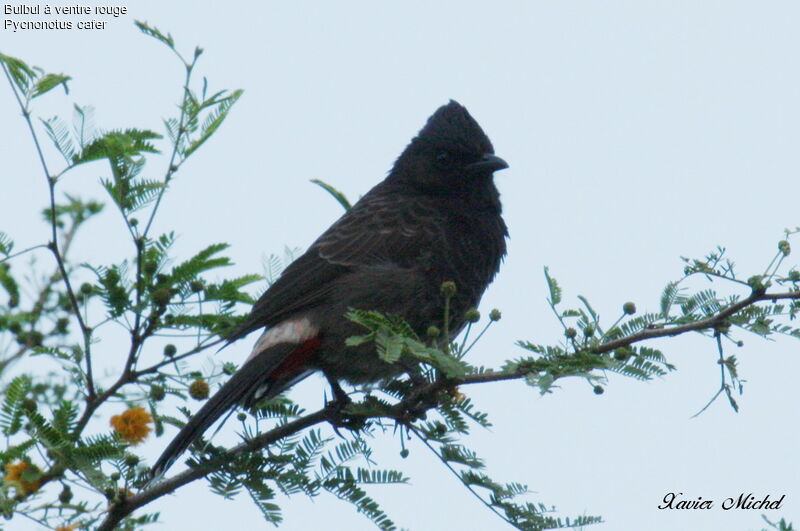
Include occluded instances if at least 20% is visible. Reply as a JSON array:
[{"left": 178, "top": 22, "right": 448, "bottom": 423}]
[{"left": 325, "top": 394, "right": 367, "bottom": 435}]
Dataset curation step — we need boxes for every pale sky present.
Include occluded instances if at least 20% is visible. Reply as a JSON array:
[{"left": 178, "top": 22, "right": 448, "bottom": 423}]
[{"left": 2, "top": 2, "right": 799, "bottom": 530}]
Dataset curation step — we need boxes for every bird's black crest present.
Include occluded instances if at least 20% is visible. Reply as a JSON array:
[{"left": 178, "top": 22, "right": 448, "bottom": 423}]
[{"left": 412, "top": 100, "right": 494, "bottom": 155}]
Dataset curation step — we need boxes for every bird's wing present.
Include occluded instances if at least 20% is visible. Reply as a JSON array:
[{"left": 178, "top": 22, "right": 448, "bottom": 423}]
[{"left": 227, "top": 185, "right": 437, "bottom": 342}]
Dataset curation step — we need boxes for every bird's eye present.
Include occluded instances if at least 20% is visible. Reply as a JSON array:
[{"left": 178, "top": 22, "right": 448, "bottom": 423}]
[{"left": 436, "top": 151, "right": 450, "bottom": 164}]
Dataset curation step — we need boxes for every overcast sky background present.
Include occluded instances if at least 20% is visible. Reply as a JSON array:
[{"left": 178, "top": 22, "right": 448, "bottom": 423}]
[{"left": 2, "top": 2, "right": 799, "bottom": 530}]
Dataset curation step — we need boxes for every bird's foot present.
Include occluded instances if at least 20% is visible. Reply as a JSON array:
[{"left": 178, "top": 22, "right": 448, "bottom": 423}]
[
  {"left": 324, "top": 378, "right": 366, "bottom": 434},
  {"left": 326, "top": 399, "right": 366, "bottom": 434}
]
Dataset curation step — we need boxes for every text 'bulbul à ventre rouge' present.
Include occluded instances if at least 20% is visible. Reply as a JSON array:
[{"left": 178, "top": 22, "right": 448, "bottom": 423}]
[{"left": 4, "top": 4, "right": 127, "bottom": 31}]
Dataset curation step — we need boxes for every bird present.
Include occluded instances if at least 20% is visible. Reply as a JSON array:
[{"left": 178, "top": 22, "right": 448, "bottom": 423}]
[{"left": 150, "top": 100, "right": 509, "bottom": 477}]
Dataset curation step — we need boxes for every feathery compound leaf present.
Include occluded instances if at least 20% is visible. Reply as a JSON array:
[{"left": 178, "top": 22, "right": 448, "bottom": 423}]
[
  {"left": 346, "top": 309, "right": 469, "bottom": 376},
  {"left": 440, "top": 444, "right": 484, "bottom": 468},
  {"left": 577, "top": 295, "right": 598, "bottom": 322},
  {"left": 0, "top": 53, "right": 38, "bottom": 93},
  {"left": 660, "top": 281, "right": 680, "bottom": 316},
  {"left": 169, "top": 243, "right": 232, "bottom": 284},
  {"left": 0, "top": 264, "right": 20, "bottom": 308},
  {"left": 323, "top": 478, "right": 397, "bottom": 531},
  {"left": 438, "top": 401, "right": 469, "bottom": 434},
  {"left": 1, "top": 375, "right": 31, "bottom": 436},
  {"left": 73, "top": 104, "right": 97, "bottom": 149},
  {"left": 183, "top": 89, "right": 242, "bottom": 157},
  {"left": 25, "top": 409, "right": 70, "bottom": 451},
  {"left": 317, "top": 439, "right": 371, "bottom": 478},
  {"left": 74, "top": 129, "right": 161, "bottom": 166},
  {"left": 32, "top": 73, "right": 70, "bottom": 98},
  {"left": 544, "top": 266, "right": 561, "bottom": 305},
  {"left": 355, "top": 468, "right": 407, "bottom": 485},
  {"left": 203, "top": 274, "right": 262, "bottom": 305},
  {"left": 453, "top": 396, "right": 491, "bottom": 428},
  {"left": 311, "top": 179, "right": 353, "bottom": 212},
  {"left": 293, "top": 429, "right": 328, "bottom": 474},
  {"left": 0, "top": 439, "right": 36, "bottom": 463},
  {"left": 0, "top": 232, "right": 13, "bottom": 256},
  {"left": 95, "top": 264, "right": 131, "bottom": 317},
  {"left": 40, "top": 116, "right": 76, "bottom": 163},
  {"left": 134, "top": 20, "right": 175, "bottom": 49},
  {"left": 681, "top": 289, "right": 721, "bottom": 317},
  {"left": 72, "top": 434, "right": 125, "bottom": 463},
  {"left": 244, "top": 482, "right": 282, "bottom": 525},
  {"left": 52, "top": 400, "right": 79, "bottom": 434}
]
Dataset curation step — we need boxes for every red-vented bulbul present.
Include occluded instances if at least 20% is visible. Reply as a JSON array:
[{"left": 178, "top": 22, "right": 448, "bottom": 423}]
[{"left": 151, "top": 100, "right": 508, "bottom": 476}]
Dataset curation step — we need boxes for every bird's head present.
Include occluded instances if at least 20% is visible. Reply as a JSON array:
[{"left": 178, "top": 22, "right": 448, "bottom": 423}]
[{"left": 390, "top": 100, "right": 508, "bottom": 192}]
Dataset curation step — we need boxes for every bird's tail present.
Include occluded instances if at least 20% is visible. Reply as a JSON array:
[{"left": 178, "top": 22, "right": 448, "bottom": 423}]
[{"left": 149, "top": 340, "right": 318, "bottom": 479}]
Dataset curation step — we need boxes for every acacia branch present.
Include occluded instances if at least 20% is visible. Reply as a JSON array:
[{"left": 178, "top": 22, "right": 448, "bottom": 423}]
[
  {"left": 95, "top": 287, "right": 800, "bottom": 529},
  {"left": 1, "top": 61, "right": 97, "bottom": 399},
  {"left": 97, "top": 407, "right": 332, "bottom": 531},
  {"left": 0, "top": 222, "right": 82, "bottom": 375},
  {"left": 596, "top": 289, "right": 800, "bottom": 354}
]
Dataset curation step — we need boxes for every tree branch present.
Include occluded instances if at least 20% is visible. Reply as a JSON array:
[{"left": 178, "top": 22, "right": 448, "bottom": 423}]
[
  {"left": 1, "top": 60, "right": 97, "bottom": 399},
  {"left": 94, "top": 287, "right": 800, "bottom": 529},
  {"left": 97, "top": 407, "right": 331, "bottom": 531},
  {"left": 596, "top": 289, "right": 800, "bottom": 354}
]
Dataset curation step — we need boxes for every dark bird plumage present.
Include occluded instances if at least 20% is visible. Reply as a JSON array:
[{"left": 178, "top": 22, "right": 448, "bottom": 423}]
[{"left": 151, "top": 100, "right": 509, "bottom": 477}]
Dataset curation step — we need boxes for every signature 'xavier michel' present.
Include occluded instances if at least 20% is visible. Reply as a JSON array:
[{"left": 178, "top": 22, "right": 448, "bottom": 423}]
[{"left": 152, "top": 100, "right": 509, "bottom": 476}]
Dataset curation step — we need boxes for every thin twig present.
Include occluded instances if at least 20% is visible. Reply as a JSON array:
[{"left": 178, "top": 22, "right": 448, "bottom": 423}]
[
  {"left": 142, "top": 57, "right": 195, "bottom": 239},
  {"left": 0, "top": 244, "right": 49, "bottom": 264},
  {"left": 0, "top": 222, "right": 82, "bottom": 375},
  {"left": 408, "top": 425, "right": 516, "bottom": 528},
  {"left": 690, "top": 332, "right": 727, "bottom": 418},
  {"left": 2, "top": 61, "right": 97, "bottom": 398}
]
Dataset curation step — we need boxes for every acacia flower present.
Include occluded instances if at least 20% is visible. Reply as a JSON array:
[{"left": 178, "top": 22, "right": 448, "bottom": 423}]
[
  {"left": 110, "top": 406, "right": 153, "bottom": 445},
  {"left": 189, "top": 379, "right": 210, "bottom": 400},
  {"left": 55, "top": 525, "right": 80, "bottom": 531},
  {"left": 4, "top": 460, "right": 42, "bottom": 495}
]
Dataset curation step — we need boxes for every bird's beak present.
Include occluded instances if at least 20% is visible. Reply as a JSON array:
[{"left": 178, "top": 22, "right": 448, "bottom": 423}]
[{"left": 466, "top": 153, "right": 509, "bottom": 174}]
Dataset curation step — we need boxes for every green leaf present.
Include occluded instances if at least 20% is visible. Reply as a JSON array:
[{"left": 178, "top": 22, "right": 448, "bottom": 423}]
[
  {"left": 183, "top": 89, "right": 242, "bottom": 157},
  {"left": 355, "top": 468, "right": 407, "bottom": 485},
  {"left": 134, "top": 20, "right": 175, "bottom": 49},
  {"left": 0, "top": 439, "right": 36, "bottom": 463},
  {"left": 440, "top": 444, "right": 484, "bottom": 468},
  {"left": 577, "top": 295, "right": 598, "bottom": 322},
  {"left": 73, "top": 104, "right": 97, "bottom": 149},
  {"left": 245, "top": 482, "right": 282, "bottom": 525},
  {"left": 71, "top": 434, "right": 125, "bottom": 463},
  {"left": 32, "top": 73, "right": 70, "bottom": 98},
  {"left": 660, "top": 281, "right": 679, "bottom": 316},
  {"left": 323, "top": 478, "right": 397, "bottom": 530},
  {"left": 203, "top": 274, "right": 262, "bottom": 305},
  {"left": 0, "top": 53, "right": 38, "bottom": 93},
  {"left": 1, "top": 375, "right": 31, "bottom": 436},
  {"left": 169, "top": 243, "right": 232, "bottom": 284},
  {"left": 0, "top": 264, "right": 20, "bottom": 308},
  {"left": 96, "top": 265, "right": 130, "bottom": 318},
  {"left": 311, "top": 179, "right": 352, "bottom": 211},
  {"left": 40, "top": 116, "right": 77, "bottom": 163},
  {"left": 378, "top": 333, "right": 403, "bottom": 364},
  {"left": 25, "top": 409, "right": 70, "bottom": 451},
  {"left": 544, "top": 266, "right": 561, "bottom": 304},
  {"left": 410, "top": 343, "right": 470, "bottom": 378},
  {"left": 0, "top": 232, "right": 13, "bottom": 256},
  {"left": 345, "top": 334, "right": 373, "bottom": 347},
  {"left": 74, "top": 128, "right": 161, "bottom": 166}
]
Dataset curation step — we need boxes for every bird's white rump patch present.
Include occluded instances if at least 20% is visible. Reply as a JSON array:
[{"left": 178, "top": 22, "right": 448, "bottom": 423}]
[{"left": 246, "top": 317, "right": 319, "bottom": 363}]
